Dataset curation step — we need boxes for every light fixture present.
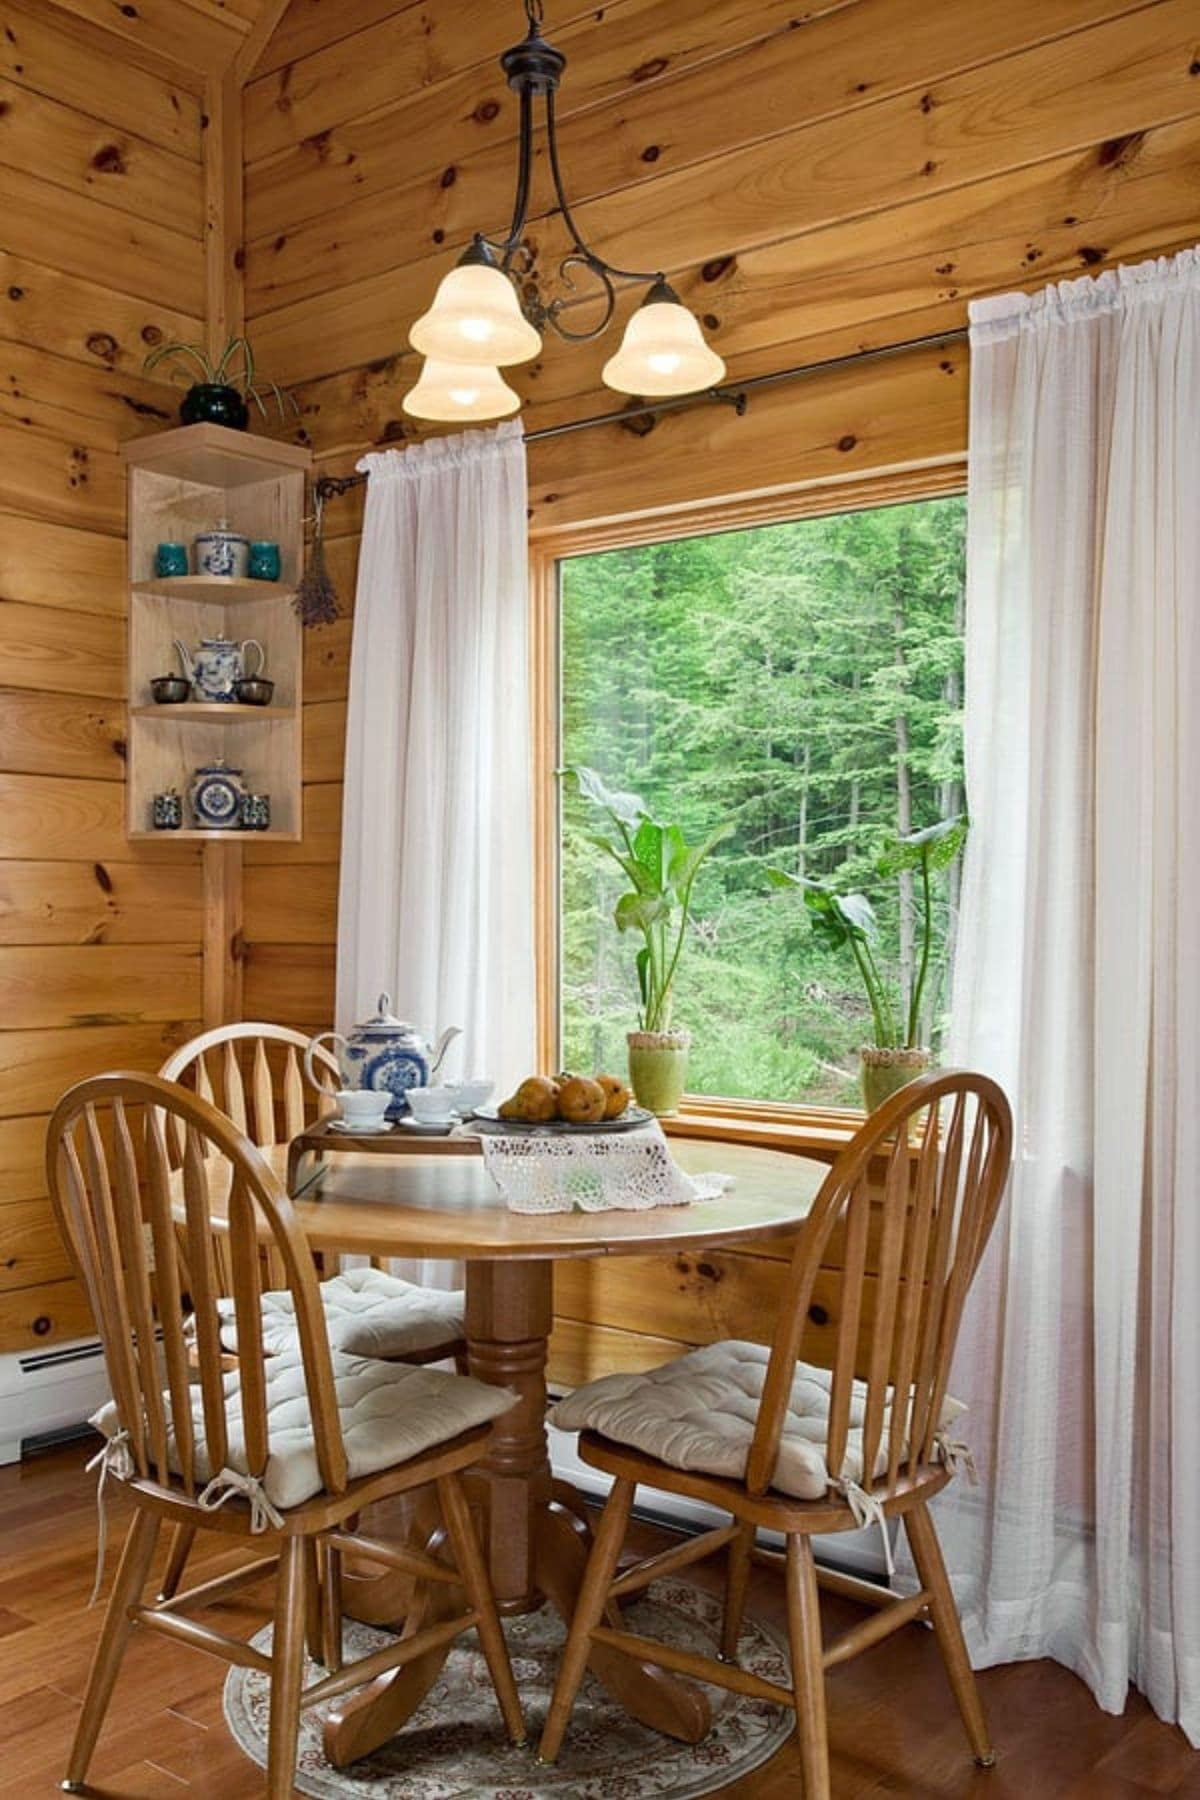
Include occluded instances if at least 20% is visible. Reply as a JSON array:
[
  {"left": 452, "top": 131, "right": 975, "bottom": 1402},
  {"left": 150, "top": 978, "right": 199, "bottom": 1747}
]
[
  {"left": 402, "top": 356, "right": 521, "bottom": 422},
  {"left": 404, "top": 0, "right": 725, "bottom": 423}
]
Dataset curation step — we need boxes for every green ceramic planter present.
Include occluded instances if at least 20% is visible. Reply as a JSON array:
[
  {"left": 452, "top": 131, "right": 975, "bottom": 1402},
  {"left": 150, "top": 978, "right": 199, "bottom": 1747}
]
[
  {"left": 859, "top": 1045, "right": 932, "bottom": 1113},
  {"left": 627, "top": 1029, "right": 691, "bottom": 1117}
]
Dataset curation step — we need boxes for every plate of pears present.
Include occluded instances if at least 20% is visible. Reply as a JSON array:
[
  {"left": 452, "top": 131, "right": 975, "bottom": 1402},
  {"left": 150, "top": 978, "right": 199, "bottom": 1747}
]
[{"left": 475, "top": 1072, "right": 651, "bottom": 1133}]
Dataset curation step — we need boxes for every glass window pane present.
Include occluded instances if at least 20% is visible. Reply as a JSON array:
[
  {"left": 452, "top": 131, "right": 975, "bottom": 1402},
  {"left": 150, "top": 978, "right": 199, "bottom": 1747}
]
[{"left": 559, "top": 494, "right": 967, "bottom": 1107}]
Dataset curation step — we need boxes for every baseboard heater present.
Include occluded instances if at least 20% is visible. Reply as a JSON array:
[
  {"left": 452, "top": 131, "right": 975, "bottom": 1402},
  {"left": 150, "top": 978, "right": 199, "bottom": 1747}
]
[{"left": 0, "top": 1337, "right": 110, "bottom": 1467}]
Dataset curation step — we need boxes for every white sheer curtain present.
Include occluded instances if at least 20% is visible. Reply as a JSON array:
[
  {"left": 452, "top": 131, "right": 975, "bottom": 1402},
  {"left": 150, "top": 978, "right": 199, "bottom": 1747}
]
[
  {"left": 336, "top": 423, "right": 536, "bottom": 1281},
  {"left": 937, "top": 249, "right": 1200, "bottom": 1741}
]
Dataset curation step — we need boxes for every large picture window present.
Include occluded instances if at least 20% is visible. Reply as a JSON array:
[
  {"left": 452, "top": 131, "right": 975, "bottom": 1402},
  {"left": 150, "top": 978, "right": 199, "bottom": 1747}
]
[{"left": 558, "top": 494, "right": 967, "bottom": 1107}]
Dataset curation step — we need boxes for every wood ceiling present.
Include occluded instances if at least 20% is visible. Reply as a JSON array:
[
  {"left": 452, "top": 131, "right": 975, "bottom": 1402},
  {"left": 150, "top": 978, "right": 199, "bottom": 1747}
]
[{"left": 46, "top": 0, "right": 286, "bottom": 84}]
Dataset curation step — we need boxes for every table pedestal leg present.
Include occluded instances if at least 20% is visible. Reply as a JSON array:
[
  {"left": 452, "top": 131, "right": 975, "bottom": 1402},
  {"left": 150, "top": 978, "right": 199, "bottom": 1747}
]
[{"left": 465, "top": 1259, "right": 556, "bottom": 1611}]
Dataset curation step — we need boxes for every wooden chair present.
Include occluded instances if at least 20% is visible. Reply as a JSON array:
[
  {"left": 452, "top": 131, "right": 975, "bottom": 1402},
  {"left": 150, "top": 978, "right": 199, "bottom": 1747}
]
[
  {"left": 157, "top": 1022, "right": 469, "bottom": 1603},
  {"left": 539, "top": 1069, "right": 1012, "bottom": 1798},
  {"left": 47, "top": 1072, "right": 524, "bottom": 1800}
]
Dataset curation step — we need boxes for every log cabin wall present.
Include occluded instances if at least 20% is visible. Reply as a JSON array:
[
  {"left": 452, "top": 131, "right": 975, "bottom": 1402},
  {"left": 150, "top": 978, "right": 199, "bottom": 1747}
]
[
  {"left": 0, "top": 5, "right": 215, "bottom": 1353},
  {"left": 239, "top": 0, "right": 1199, "bottom": 1387}
]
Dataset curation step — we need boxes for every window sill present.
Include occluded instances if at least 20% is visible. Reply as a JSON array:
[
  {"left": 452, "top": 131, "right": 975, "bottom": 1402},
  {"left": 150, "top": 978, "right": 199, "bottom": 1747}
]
[{"left": 664, "top": 1096, "right": 864, "bottom": 1164}]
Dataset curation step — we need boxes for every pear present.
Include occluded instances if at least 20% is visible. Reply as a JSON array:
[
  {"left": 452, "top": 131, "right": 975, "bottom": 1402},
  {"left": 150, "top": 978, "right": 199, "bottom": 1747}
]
[
  {"left": 595, "top": 1073, "right": 632, "bottom": 1120},
  {"left": 557, "top": 1075, "right": 606, "bottom": 1125},
  {"left": 514, "top": 1075, "right": 559, "bottom": 1121}
]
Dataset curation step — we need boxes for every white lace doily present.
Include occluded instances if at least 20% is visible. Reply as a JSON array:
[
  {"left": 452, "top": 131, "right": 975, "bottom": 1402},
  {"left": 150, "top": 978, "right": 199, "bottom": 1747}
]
[{"left": 478, "top": 1119, "right": 734, "bottom": 1214}]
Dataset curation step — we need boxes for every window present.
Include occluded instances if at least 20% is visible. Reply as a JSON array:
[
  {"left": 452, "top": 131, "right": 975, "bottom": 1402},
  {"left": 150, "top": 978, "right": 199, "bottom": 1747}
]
[{"left": 557, "top": 493, "right": 967, "bottom": 1107}]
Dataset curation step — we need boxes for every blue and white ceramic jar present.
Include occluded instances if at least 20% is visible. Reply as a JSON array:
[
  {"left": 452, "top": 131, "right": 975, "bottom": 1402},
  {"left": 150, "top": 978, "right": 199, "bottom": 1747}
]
[
  {"left": 188, "top": 759, "right": 247, "bottom": 830},
  {"left": 194, "top": 519, "right": 250, "bottom": 579}
]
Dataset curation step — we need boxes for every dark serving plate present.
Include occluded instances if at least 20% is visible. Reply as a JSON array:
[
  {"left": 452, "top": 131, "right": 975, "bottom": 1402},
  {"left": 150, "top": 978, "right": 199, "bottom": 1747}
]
[{"left": 471, "top": 1105, "right": 655, "bottom": 1135}]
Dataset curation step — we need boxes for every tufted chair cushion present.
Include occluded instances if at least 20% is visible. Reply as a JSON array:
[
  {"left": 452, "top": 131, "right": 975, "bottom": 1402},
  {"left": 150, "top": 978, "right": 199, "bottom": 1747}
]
[
  {"left": 211, "top": 1266, "right": 465, "bottom": 1360},
  {"left": 550, "top": 1339, "right": 965, "bottom": 1501},
  {"left": 95, "top": 1349, "right": 513, "bottom": 1514}
]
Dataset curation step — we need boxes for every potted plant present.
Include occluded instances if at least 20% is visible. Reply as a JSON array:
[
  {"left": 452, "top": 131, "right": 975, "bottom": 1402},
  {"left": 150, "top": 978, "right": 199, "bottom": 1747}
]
[
  {"left": 561, "top": 765, "right": 733, "bottom": 1116},
  {"left": 768, "top": 816, "right": 968, "bottom": 1112},
  {"left": 143, "top": 334, "right": 297, "bottom": 431}
]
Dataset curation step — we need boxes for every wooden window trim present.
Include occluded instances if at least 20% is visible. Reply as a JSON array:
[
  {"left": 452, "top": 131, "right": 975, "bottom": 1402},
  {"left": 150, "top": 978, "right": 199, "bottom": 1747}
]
[{"left": 530, "top": 460, "right": 968, "bottom": 1150}]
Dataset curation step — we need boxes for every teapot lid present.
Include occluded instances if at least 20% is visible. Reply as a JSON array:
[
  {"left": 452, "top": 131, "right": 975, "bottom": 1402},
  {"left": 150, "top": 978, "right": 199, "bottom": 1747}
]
[
  {"left": 362, "top": 991, "right": 409, "bottom": 1028},
  {"left": 195, "top": 757, "right": 241, "bottom": 774}
]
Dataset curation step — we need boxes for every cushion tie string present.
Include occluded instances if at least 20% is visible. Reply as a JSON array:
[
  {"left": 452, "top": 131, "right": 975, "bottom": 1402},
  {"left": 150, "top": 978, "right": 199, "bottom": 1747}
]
[
  {"left": 197, "top": 1468, "right": 285, "bottom": 1534},
  {"left": 934, "top": 1431, "right": 979, "bottom": 1485},
  {"left": 85, "top": 1428, "right": 135, "bottom": 1607},
  {"left": 833, "top": 1477, "right": 895, "bottom": 1579}
]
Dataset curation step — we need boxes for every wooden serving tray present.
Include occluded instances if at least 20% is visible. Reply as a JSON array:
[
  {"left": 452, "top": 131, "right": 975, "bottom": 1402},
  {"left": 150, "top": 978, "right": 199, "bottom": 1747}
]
[{"left": 286, "top": 1114, "right": 482, "bottom": 1194}]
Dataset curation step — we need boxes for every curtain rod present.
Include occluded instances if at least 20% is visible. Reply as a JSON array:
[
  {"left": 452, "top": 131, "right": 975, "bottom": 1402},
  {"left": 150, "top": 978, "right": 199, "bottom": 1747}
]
[{"left": 312, "top": 324, "right": 969, "bottom": 503}]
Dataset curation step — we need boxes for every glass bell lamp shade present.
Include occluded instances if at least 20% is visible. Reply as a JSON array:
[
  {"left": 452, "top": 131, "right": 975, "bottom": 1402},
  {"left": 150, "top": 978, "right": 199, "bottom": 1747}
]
[
  {"left": 402, "top": 356, "right": 521, "bottom": 422},
  {"left": 602, "top": 280, "right": 726, "bottom": 397},
  {"left": 410, "top": 260, "right": 541, "bottom": 366}
]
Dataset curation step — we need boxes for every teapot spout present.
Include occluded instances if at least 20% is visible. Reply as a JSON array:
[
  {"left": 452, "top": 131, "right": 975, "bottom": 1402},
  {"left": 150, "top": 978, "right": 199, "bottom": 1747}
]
[
  {"left": 173, "top": 638, "right": 194, "bottom": 682},
  {"left": 429, "top": 1026, "right": 462, "bottom": 1077}
]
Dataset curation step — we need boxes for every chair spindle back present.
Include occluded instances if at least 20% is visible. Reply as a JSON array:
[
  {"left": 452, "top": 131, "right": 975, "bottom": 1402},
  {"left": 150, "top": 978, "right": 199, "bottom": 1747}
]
[
  {"left": 46, "top": 1072, "right": 349, "bottom": 1503},
  {"left": 746, "top": 1069, "right": 1012, "bottom": 1499},
  {"left": 160, "top": 1023, "right": 338, "bottom": 1150}
]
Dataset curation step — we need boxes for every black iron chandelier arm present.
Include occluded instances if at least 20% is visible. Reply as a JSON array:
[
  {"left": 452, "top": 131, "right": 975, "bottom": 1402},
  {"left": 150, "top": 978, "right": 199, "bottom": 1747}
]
[{"left": 542, "top": 88, "right": 661, "bottom": 286}]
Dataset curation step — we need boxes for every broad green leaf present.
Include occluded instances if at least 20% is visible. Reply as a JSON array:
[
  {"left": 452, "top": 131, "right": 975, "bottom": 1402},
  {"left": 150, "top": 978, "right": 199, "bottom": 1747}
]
[
  {"left": 667, "top": 819, "right": 735, "bottom": 893},
  {"left": 877, "top": 815, "right": 967, "bottom": 876},
  {"left": 615, "top": 891, "right": 670, "bottom": 935},
  {"left": 558, "top": 763, "right": 647, "bottom": 829},
  {"left": 632, "top": 818, "right": 670, "bottom": 895},
  {"left": 635, "top": 945, "right": 651, "bottom": 1009}
]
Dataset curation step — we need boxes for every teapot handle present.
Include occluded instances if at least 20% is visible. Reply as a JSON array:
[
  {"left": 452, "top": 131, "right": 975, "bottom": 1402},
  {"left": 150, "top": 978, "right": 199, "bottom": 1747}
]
[
  {"left": 173, "top": 637, "right": 194, "bottom": 681},
  {"left": 241, "top": 637, "right": 266, "bottom": 679},
  {"left": 305, "top": 1031, "right": 345, "bottom": 1096}
]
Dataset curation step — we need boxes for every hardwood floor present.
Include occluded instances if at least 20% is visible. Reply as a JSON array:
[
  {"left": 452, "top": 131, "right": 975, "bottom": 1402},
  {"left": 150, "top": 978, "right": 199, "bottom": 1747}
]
[{"left": 2, "top": 1440, "right": 1196, "bottom": 1798}]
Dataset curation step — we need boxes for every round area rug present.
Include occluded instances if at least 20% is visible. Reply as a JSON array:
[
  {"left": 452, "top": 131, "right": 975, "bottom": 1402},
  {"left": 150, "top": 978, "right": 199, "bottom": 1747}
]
[{"left": 224, "top": 1578, "right": 792, "bottom": 1798}]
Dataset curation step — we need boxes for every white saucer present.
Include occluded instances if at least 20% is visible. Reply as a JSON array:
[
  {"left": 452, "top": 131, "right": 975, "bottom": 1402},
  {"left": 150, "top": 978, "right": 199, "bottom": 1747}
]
[
  {"left": 328, "top": 1118, "right": 393, "bottom": 1135},
  {"left": 400, "top": 1116, "right": 458, "bottom": 1135}
]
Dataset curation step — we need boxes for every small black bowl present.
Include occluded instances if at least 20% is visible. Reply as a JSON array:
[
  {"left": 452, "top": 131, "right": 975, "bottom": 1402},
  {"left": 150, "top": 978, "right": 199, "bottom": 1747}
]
[
  {"left": 233, "top": 676, "right": 275, "bottom": 706},
  {"left": 150, "top": 675, "right": 191, "bottom": 704}
]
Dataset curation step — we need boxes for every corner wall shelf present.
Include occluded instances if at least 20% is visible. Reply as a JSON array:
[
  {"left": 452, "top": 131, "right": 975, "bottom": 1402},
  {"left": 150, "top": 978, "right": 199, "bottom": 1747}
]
[
  {"left": 122, "top": 422, "right": 312, "bottom": 843},
  {"left": 130, "top": 576, "right": 297, "bottom": 606}
]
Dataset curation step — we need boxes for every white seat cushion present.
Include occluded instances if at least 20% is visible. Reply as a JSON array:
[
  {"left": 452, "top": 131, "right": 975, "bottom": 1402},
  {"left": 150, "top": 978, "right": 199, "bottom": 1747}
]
[
  {"left": 550, "top": 1339, "right": 964, "bottom": 1502},
  {"left": 214, "top": 1267, "right": 465, "bottom": 1360},
  {"left": 95, "top": 1349, "right": 513, "bottom": 1514}
]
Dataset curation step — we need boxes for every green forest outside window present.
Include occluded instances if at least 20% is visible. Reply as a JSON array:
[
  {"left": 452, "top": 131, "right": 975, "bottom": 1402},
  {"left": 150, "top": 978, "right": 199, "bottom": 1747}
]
[{"left": 558, "top": 494, "right": 967, "bottom": 1108}]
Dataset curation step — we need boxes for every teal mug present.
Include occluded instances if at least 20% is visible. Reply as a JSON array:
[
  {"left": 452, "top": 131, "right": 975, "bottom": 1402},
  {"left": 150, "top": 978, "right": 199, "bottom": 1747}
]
[
  {"left": 248, "top": 541, "right": 282, "bottom": 582},
  {"left": 155, "top": 542, "right": 189, "bottom": 578}
]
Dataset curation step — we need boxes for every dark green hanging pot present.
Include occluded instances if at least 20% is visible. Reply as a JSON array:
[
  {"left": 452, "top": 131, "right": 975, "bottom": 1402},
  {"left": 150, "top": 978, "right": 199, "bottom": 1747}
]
[{"left": 180, "top": 383, "right": 249, "bottom": 430}]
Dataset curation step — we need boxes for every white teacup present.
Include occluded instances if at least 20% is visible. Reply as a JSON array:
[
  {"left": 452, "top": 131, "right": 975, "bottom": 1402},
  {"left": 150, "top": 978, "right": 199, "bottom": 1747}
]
[
  {"left": 444, "top": 1078, "right": 494, "bottom": 1116},
  {"left": 407, "top": 1085, "right": 457, "bottom": 1124},
  {"left": 335, "top": 1087, "right": 390, "bottom": 1127}
]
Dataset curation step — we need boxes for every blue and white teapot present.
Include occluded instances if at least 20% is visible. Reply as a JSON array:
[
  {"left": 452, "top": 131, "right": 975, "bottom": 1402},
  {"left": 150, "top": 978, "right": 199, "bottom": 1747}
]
[
  {"left": 305, "top": 995, "right": 462, "bottom": 1118},
  {"left": 174, "top": 633, "right": 265, "bottom": 702}
]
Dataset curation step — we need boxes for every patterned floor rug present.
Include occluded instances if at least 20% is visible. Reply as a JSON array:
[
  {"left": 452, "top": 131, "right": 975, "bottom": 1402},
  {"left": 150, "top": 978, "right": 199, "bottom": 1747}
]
[{"left": 224, "top": 1577, "right": 793, "bottom": 1798}]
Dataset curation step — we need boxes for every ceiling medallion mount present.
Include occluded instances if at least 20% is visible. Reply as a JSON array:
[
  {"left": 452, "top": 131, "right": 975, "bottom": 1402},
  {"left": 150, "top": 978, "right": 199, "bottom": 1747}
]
[{"left": 404, "top": 0, "right": 726, "bottom": 423}]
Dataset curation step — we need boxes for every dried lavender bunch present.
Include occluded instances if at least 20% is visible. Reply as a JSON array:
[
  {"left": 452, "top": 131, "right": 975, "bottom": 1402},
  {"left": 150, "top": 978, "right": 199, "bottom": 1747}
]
[{"left": 294, "top": 487, "right": 340, "bottom": 626}]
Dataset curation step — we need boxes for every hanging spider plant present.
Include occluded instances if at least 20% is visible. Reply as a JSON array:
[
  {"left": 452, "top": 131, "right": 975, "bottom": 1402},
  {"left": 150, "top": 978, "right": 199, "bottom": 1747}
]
[{"left": 143, "top": 334, "right": 298, "bottom": 432}]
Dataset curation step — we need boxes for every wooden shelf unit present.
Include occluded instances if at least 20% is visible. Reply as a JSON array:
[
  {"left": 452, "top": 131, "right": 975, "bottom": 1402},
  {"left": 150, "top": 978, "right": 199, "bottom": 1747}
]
[{"left": 122, "top": 424, "right": 311, "bottom": 843}]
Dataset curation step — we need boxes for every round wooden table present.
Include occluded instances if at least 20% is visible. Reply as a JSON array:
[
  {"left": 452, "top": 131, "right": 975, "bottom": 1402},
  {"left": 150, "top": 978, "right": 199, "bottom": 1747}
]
[{"left": 270, "top": 1129, "right": 826, "bottom": 1767}]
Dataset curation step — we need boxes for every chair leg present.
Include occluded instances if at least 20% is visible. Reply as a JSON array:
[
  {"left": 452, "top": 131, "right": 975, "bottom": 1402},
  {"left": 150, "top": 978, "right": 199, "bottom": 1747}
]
[
  {"left": 303, "top": 1539, "right": 324, "bottom": 1663},
  {"left": 785, "top": 1536, "right": 831, "bottom": 1800},
  {"left": 320, "top": 1541, "right": 344, "bottom": 1674},
  {"left": 720, "top": 1521, "right": 755, "bottom": 1661},
  {"left": 266, "top": 1536, "right": 310, "bottom": 1800},
  {"left": 64, "top": 1509, "right": 161, "bottom": 1791},
  {"left": 904, "top": 1500, "right": 994, "bottom": 1766},
  {"left": 156, "top": 1521, "right": 195, "bottom": 1602},
  {"left": 437, "top": 1473, "right": 525, "bottom": 1746},
  {"left": 539, "top": 1475, "right": 635, "bottom": 1765}
]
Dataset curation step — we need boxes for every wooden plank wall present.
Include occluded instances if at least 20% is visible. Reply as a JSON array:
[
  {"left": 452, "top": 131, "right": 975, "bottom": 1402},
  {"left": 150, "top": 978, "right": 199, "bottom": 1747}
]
[
  {"left": 0, "top": 3, "right": 211, "bottom": 1353},
  {"left": 237, "top": 0, "right": 1198, "bottom": 1382}
]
